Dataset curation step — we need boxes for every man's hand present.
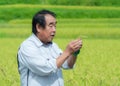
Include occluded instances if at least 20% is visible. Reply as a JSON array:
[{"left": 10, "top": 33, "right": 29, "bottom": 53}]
[
  {"left": 56, "top": 39, "right": 82, "bottom": 68},
  {"left": 65, "top": 39, "right": 82, "bottom": 56}
]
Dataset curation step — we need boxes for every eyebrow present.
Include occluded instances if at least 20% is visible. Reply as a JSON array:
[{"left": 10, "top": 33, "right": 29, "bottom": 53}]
[{"left": 48, "top": 21, "right": 57, "bottom": 26}]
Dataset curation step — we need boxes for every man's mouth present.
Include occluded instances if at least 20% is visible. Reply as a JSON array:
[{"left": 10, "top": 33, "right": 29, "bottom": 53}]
[
  {"left": 51, "top": 35, "right": 55, "bottom": 37},
  {"left": 51, "top": 34, "right": 55, "bottom": 37}
]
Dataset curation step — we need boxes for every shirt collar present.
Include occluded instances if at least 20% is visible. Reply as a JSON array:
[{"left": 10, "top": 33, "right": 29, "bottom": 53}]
[{"left": 31, "top": 33, "right": 52, "bottom": 47}]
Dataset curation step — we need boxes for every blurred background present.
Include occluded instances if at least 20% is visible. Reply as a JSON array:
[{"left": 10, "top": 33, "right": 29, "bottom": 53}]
[{"left": 0, "top": 0, "right": 120, "bottom": 86}]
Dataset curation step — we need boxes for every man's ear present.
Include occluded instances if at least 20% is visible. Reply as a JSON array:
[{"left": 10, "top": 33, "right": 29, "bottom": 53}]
[{"left": 36, "top": 23, "right": 42, "bottom": 33}]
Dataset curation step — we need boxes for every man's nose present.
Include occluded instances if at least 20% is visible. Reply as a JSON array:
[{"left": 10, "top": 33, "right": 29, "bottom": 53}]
[{"left": 52, "top": 26, "right": 56, "bottom": 32}]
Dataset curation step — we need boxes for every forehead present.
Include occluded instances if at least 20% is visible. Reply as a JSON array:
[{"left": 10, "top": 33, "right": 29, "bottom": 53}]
[{"left": 45, "top": 14, "right": 56, "bottom": 24}]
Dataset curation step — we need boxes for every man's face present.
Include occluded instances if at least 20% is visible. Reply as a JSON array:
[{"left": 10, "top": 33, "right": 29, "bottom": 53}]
[{"left": 37, "top": 14, "right": 57, "bottom": 44}]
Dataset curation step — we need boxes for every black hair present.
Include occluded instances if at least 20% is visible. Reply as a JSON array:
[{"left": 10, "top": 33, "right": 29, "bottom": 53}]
[{"left": 32, "top": 9, "right": 56, "bottom": 34}]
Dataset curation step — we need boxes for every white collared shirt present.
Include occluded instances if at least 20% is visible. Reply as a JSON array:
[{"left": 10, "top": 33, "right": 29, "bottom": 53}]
[{"left": 17, "top": 34, "right": 70, "bottom": 86}]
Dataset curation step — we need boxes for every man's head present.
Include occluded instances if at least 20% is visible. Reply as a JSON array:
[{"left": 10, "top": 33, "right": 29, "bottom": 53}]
[{"left": 32, "top": 10, "right": 57, "bottom": 44}]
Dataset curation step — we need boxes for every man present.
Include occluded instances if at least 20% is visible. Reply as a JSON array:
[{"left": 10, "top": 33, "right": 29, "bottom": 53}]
[{"left": 17, "top": 9, "right": 82, "bottom": 86}]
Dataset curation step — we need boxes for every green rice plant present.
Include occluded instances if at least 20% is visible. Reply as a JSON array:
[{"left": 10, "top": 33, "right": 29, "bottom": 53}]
[
  {"left": 0, "top": 18, "right": 120, "bottom": 86},
  {"left": 0, "top": 0, "right": 120, "bottom": 6},
  {"left": 0, "top": 38, "right": 120, "bottom": 86},
  {"left": 1, "top": 18, "right": 120, "bottom": 39},
  {"left": 0, "top": 5, "right": 120, "bottom": 22}
]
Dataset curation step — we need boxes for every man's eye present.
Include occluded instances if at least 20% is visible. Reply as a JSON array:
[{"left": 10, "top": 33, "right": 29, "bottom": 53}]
[
  {"left": 49, "top": 25, "right": 53, "bottom": 27},
  {"left": 49, "top": 24, "right": 56, "bottom": 28}
]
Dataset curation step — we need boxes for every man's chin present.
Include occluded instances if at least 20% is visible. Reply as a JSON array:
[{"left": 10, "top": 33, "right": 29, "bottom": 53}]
[{"left": 47, "top": 39, "right": 53, "bottom": 43}]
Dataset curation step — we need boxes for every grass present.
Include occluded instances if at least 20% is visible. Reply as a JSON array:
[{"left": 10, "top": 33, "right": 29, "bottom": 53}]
[
  {"left": 0, "top": 0, "right": 120, "bottom": 6},
  {"left": 0, "top": 18, "right": 120, "bottom": 39},
  {"left": 0, "top": 5, "right": 120, "bottom": 22},
  {"left": 0, "top": 18, "right": 120, "bottom": 86},
  {"left": 62, "top": 39, "right": 120, "bottom": 86}
]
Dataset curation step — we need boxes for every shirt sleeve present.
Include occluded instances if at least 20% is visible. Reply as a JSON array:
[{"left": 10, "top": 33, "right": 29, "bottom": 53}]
[
  {"left": 52, "top": 43, "right": 70, "bottom": 69},
  {"left": 18, "top": 42, "right": 58, "bottom": 76}
]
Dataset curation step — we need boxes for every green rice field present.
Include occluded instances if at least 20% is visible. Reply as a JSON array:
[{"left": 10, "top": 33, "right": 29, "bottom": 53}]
[{"left": 0, "top": 18, "right": 120, "bottom": 86}]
